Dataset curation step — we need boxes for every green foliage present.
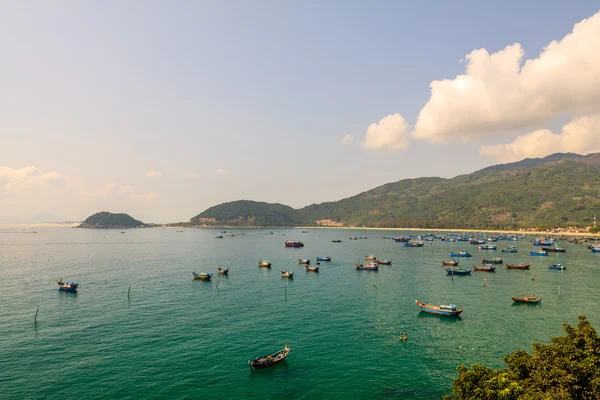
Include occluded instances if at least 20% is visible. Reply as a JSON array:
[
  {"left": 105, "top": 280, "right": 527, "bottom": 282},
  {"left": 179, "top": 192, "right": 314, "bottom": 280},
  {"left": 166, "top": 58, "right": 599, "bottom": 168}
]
[
  {"left": 79, "top": 212, "right": 145, "bottom": 228},
  {"left": 190, "top": 200, "right": 304, "bottom": 227},
  {"left": 444, "top": 316, "right": 600, "bottom": 399},
  {"left": 590, "top": 226, "right": 600, "bottom": 234}
]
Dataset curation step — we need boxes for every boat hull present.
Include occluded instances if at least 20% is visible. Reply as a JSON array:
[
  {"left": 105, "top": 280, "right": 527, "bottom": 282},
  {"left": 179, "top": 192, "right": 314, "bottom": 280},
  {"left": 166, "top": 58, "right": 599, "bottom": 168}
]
[
  {"left": 505, "top": 264, "right": 530, "bottom": 270},
  {"left": 249, "top": 347, "right": 290, "bottom": 370},
  {"left": 511, "top": 296, "right": 541, "bottom": 303},
  {"left": 446, "top": 269, "right": 471, "bottom": 275}
]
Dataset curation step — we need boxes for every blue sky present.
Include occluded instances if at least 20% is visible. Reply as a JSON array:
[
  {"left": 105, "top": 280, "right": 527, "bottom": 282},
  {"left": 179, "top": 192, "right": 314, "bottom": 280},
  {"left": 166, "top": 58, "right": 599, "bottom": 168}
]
[{"left": 1, "top": 1, "right": 599, "bottom": 222}]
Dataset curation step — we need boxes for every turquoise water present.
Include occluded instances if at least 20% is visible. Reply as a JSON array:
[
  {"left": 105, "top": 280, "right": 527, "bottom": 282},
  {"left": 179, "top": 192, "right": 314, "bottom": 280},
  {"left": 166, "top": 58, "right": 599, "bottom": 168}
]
[{"left": 1, "top": 227, "right": 599, "bottom": 399}]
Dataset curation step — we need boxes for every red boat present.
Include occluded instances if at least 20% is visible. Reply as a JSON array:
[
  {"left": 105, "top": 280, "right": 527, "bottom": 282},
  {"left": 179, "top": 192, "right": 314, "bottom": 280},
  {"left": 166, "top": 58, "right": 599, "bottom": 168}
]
[
  {"left": 442, "top": 260, "right": 459, "bottom": 266},
  {"left": 473, "top": 264, "right": 496, "bottom": 272}
]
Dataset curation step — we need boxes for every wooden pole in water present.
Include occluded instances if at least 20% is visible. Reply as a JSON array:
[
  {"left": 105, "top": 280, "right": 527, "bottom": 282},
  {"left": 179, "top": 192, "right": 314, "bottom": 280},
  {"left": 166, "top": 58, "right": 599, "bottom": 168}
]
[
  {"left": 34, "top": 306, "right": 39, "bottom": 323},
  {"left": 216, "top": 278, "right": 221, "bottom": 289},
  {"left": 284, "top": 282, "right": 287, "bottom": 301},
  {"left": 558, "top": 286, "right": 561, "bottom": 296},
  {"left": 532, "top": 272, "right": 535, "bottom": 281},
  {"left": 484, "top": 278, "right": 487, "bottom": 287},
  {"left": 128, "top": 286, "right": 131, "bottom": 298}
]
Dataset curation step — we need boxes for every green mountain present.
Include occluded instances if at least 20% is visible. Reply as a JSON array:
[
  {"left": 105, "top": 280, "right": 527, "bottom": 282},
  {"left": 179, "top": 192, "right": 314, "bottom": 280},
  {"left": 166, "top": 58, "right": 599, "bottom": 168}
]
[
  {"left": 190, "top": 200, "right": 304, "bottom": 227},
  {"left": 191, "top": 153, "right": 600, "bottom": 229},
  {"left": 78, "top": 212, "right": 146, "bottom": 229}
]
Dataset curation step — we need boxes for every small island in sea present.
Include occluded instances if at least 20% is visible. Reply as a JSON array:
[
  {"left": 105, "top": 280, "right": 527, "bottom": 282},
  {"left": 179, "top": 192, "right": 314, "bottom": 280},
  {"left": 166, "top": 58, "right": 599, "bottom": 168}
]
[{"left": 78, "top": 211, "right": 147, "bottom": 229}]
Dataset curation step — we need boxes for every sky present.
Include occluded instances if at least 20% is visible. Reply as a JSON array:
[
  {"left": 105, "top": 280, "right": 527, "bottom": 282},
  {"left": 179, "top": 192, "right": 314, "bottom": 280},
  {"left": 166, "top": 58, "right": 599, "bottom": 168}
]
[{"left": 1, "top": 1, "right": 600, "bottom": 223}]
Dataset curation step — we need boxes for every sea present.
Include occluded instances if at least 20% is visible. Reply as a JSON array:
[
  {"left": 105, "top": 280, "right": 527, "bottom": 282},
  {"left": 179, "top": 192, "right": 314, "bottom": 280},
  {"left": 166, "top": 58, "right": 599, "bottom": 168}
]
[{"left": 1, "top": 227, "right": 598, "bottom": 399}]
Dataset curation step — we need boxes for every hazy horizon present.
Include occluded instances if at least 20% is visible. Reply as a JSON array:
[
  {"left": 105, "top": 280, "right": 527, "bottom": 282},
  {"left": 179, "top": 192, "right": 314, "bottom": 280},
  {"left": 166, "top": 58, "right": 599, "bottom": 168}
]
[{"left": 2, "top": 2, "right": 600, "bottom": 223}]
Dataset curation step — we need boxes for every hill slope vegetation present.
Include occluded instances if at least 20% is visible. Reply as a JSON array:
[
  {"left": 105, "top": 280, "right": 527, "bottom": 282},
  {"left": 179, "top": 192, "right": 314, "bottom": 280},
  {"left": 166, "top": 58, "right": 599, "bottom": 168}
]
[
  {"left": 79, "top": 212, "right": 146, "bottom": 229},
  {"left": 190, "top": 153, "right": 600, "bottom": 229}
]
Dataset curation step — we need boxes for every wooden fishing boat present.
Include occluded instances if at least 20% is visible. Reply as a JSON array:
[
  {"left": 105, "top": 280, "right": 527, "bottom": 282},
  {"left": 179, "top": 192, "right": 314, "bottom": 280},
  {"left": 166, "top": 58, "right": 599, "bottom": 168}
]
[
  {"left": 248, "top": 344, "right": 291, "bottom": 370},
  {"left": 57, "top": 281, "right": 79, "bottom": 292},
  {"left": 281, "top": 271, "right": 294, "bottom": 278},
  {"left": 332, "top": 240, "right": 342, "bottom": 243},
  {"left": 450, "top": 251, "right": 472, "bottom": 257},
  {"left": 305, "top": 265, "right": 319, "bottom": 272},
  {"left": 441, "top": 259, "right": 459, "bottom": 266},
  {"left": 316, "top": 256, "right": 332, "bottom": 262},
  {"left": 192, "top": 272, "right": 212, "bottom": 280},
  {"left": 215, "top": 235, "right": 224, "bottom": 239},
  {"left": 501, "top": 246, "right": 518, "bottom": 253},
  {"left": 446, "top": 268, "right": 471, "bottom": 276},
  {"left": 258, "top": 260, "right": 272, "bottom": 268},
  {"left": 297, "top": 258, "right": 310, "bottom": 264},
  {"left": 481, "top": 257, "right": 503, "bottom": 264},
  {"left": 548, "top": 264, "right": 566, "bottom": 270},
  {"left": 505, "top": 263, "right": 530, "bottom": 270},
  {"left": 530, "top": 251, "right": 549, "bottom": 256},
  {"left": 365, "top": 254, "right": 376, "bottom": 261},
  {"left": 542, "top": 246, "right": 566, "bottom": 253},
  {"left": 349, "top": 237, "right": 358, "bottom": 240},
  {"left": 415, "top": 300, "right": 462, "bottom": 316},
  {"left": 285, "top": 240, "right": 304, "bottom": 248},
  {"left": 511, "top": 295, "right": 542, "bottom": 303},
  {"left": 356, "top": 262, "right": 378, "bottom": 270},
  {"left": 217, "top": 267, "right": 229, "bottom": 275},
  {"left": 376, "top": 258, "right": 392, "bottom": 265},
  {"left": 478, "top": 244, "right": 497, "bottom": 250},
  {"left": 404, "top": 241, "right": 424, "bottom": 247},
  {"left": 473, "top": 264, "right": 496, "bottom": 272}
]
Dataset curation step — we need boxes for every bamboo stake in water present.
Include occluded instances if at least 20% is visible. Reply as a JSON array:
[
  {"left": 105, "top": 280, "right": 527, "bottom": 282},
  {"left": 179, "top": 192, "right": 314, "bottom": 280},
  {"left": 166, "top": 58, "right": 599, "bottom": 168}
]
[
  {"left": 532, "top": 272, "right": 535, "bottom": 281},
  {"left": 558, "top": 286, "right": 561, "bottom": 296},
  {"left": 284, "top": 282, "right": 287, "bottom": 301},
  {"left": 216, "top": 278, "right": 221, "bottom": 289},
  {"left": 128, "top": 286, "right": 131, "bottom": 299},
  {"left": 34, "top": 306, "right": 39, "bottom": 323},
  {"left": 484, "top": 278, "right": 487, "bottom": 288}
]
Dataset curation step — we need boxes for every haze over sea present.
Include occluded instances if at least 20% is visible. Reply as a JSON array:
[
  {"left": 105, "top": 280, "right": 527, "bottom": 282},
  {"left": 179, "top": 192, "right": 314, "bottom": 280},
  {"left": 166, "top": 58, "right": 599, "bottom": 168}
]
[{"left": 1, "top": 227, "right": 599, "bottom": 399}]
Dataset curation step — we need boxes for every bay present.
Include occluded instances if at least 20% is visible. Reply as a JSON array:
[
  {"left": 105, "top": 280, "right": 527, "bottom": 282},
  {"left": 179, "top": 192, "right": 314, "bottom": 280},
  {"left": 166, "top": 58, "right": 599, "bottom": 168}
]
[{"left": 1, "top": 227, "right": 598, "bottom": 399}]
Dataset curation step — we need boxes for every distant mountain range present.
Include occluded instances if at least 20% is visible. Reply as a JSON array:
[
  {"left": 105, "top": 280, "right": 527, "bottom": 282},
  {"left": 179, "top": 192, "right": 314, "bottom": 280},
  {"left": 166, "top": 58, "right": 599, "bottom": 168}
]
[
  {"left": 0, "top": 213, "right": 74, "bottom": 224},
  {"left": 190, "top": 153, "right": 600, "bottom": 229}
]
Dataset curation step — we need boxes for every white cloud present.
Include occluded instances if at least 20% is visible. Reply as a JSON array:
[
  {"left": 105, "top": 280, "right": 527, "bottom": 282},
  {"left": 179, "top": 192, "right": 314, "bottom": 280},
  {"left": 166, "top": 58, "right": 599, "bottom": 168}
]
[
  {"left": 480, "top": 114, "right": 600, "bottom": 162},
  {"left": 146, "top": 170, "right": 163, "bottom": 178},
  {"left": 184, "top": 172, "right": 198, "bottom": 179},
  {"left": 130, "top": 192, "right": 158, "bottom": 201},
  {"left": 340, "top": 134, "right": 354, "bottom": 144},
  {"left": 362, "top": 113, "right": 410, "bottom": 151},
  {"left": 412, "top": 11, "right": 600, "bottom": 143},
  {"left": 0, "top": 166, "right": 66, "bottom": 192},
  {"left": 216, "top": 168, "right": 229, "bottom": 176},
  {"left": 102, "top": 183, "right": 132, "bottom": 196}
]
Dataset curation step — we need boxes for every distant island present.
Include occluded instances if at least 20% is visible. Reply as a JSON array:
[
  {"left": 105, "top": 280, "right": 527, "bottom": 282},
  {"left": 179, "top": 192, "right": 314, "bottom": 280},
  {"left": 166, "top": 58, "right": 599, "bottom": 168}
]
[
  {"left": 184, "top": 152, "right": 600, "bottom": 231},
  {"left": 78, "top": 212, "right": 147, "bottom": 229}
]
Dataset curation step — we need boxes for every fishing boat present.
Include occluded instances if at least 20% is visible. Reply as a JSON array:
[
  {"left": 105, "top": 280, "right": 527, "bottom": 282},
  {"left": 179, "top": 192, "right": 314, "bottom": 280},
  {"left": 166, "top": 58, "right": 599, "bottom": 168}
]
[
  {"left": 281, "top": 271, "right": 294, "bottom": 278},
  {"left": 258, "top": 260, "right": 272, "bottom": 268},
  {"left": 481, "top": 257, "right": 503, "bottom": 264},
  {"left": 542, "top": 246, "right": 566, "bottom": 253},
  {"left": 365, "top": 254, "right": 376, "bottom": 261},
  {"left": 359, "top": 236, "right": 367, "bottom": 239},
  {"left": 449, "top": 251, "right": 472, "bottom": 257},
  {"left": 349, "top": 237, "right": 358, "bottom": 240},
  {"left": 376, "top": 258, "right": 392, "bottom": 265},
  {"left": 530, "top": 251, "right": 549, "bottom": 256},
  {"left": 298, "top": 258, "right": 310, "bottom": 264},
  {"left": 217, "top": 267, "right": 229, "bottom": 275},
  {"left": 316, "top": 256, "right": 332, "bottom": 262},
  {"left": 192, "top": 272, "right": 212, "bottom": 280},
  {"left": 511, "top": 295, "right": 542, "bottom": 304},
  {"left": 478, "top": 244, "right": 497, "bottom": 250},
  {"left": 592, "top": 247, "right": 600, "bottom": 253},
  {"left": 404, "top": 241, "right": 424, "bottom": 247},
  {"left": 505, "top": 263, "right": 530, "bottom": 270},
  {"left": 548, "top": 264, "right": 566, "bottom": 270},
  {"left": 446, "top": 267, "right": 471, "bottom": 276},
  {"left": 248, "top": 344, "right": 291, "bottom": 370},
  {"left": 57, "top": 281, "right": 79, "bottom": 292},
  {"left": 305, "top": 265, "right": 319, "bottom": 272},
  {"left": 332, "top": 240, "right": 342, "bottom": 243},
  {"left": 285, "top": 241, "right": 304, "bottom": 248},
  {"left": 215, "top": 235, "right": 224, "bottom": 239},
  {"left": 356, "top": 262, "right": 378, "bottom": 270},
  {"left": 532, "top": 239, "right": 553, "bottom": 246},
  {"left": 415, "top": 300, "right": 462, "bottom": 316},
  {"left": 501, "top": 246, "right": 518, "bottom": 253},
  {"left": 473, "top": 264, "right": 496, "bottom": 272},
  {"left": 441, "top": 260, "right": 459, "bottom": 266}
]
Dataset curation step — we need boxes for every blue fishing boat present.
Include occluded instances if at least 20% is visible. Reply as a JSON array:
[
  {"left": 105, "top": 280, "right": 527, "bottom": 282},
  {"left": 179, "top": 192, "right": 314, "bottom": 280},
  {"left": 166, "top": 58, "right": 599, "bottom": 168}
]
[
  {"left": 316, "top": 256, "right": 332, "bottom": 262},
  {"left": 530, "top": 251, "right": 548, "bottom": 256},
  {"left": 548, "top": 264, "right": 566, "bottom": 270},
  {"left": 285, "top": 240, "right": 304, "bottom": 248},
  {"left": 449, "top": 251, "right": 472, "bottom": 257},
  {"left": 415, "top": 300, "right": 462, "bottom": 316},
  {"left": 591, "top": 247, "right": 600, "bottom": 253},
  {"left": 57, "top": 281, "right": 78, "bottom": 292},
  {"left": 501, "top": 246, "right": 518, "bottom": 253},
  {"left": 446, "top": 268, "right": 471, "bottom": 276}
]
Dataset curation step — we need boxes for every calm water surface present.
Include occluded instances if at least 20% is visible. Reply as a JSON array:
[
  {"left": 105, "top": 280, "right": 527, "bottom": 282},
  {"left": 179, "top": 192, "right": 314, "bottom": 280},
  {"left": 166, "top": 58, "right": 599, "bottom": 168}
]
[{"left": 1, "top": 227, "right": 599, "bottom": 399}]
